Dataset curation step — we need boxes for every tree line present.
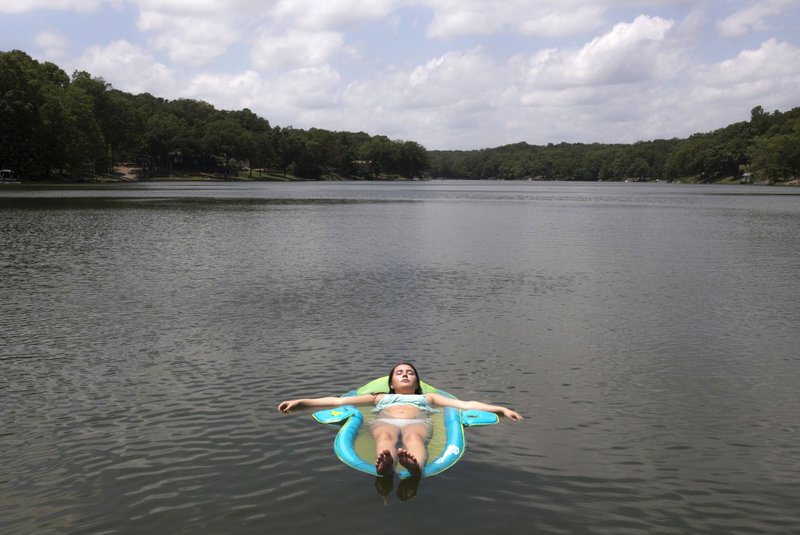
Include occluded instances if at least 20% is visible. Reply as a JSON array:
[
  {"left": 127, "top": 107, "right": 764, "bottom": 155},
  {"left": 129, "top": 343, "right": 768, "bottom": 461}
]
[
  {"left": 0, "top": 50, "right": 429, "bottom": 180},
  {"left": 429, "top": 105, "right": 800, "bottom": 183},
  {"left": 2, "top": 49, "right": 798, "bottom": 183}
]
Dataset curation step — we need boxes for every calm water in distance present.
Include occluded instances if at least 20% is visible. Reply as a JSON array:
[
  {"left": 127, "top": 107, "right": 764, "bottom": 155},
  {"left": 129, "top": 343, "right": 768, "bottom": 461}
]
[{"left": 1, "top": 181, "right": 799, "bottom": 534}]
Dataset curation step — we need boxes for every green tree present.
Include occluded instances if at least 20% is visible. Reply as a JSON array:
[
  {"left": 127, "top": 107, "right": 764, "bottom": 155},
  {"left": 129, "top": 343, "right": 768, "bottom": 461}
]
[
  {"left": 749, "top": 127, "right": 800, "bottom": 182},
  {"left": 269, "top": 126, "right": 304, "bottom": 178},
  {"left": 398, "top": 141, "right": 429, "bottom": 177},
  {"left": 248, "top": 130, "right": 274, "bottom": 177},
  {"left": 71, "top": 71, "right": 113, "bottom": 173},
  {"left": 0, "top": 51, "right": 49, "bottom": 174},
  {"left": 203, "top": 117, "right": 247, "bottom": 177},
  {"left": 62, "top": 83, "right": 104, "bottom": 175},
  {"left": 105, "top": 90, "right": 144, "bottom": 172},
  {"left": 627, "top": 158, "right": 650, "bottom": 180},
  {"left": 27, "top": 63, "right": 71, "bottom": 176},
  {"left": 293, "top": 137, "right": 325, "bottom": 179},
  {"left": 361, "top": 136, "right": 399, "bottom": 178},
  {"left": 144, "top": 113, "right": 186, "bottom": 175}
]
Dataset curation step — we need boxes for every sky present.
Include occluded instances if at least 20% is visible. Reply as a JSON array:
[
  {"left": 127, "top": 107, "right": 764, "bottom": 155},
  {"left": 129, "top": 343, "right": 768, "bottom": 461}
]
[{"left": 2, "top": 0, "right": 799, "bottom": 150}]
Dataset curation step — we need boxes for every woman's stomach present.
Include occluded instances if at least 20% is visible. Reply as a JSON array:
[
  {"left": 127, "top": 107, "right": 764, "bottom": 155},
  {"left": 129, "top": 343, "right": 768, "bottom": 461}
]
[{"left": 379, "top": 406, "right": 423, "bottom": 419}]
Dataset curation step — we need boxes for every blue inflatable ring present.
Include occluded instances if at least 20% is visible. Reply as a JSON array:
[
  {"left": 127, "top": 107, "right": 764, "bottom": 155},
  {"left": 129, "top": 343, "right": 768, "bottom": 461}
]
[{"left": 312, "top": 376, "right": 498, "bottom": 478}]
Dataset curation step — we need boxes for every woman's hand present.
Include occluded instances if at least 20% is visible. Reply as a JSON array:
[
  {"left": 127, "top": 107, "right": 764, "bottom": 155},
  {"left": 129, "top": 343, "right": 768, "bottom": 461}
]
[
  {"left": 278, "top": 399, "right": 302, "bottom": 413},
  {"left": 502, "top": 408, "right": 523, "bottom": 421}
]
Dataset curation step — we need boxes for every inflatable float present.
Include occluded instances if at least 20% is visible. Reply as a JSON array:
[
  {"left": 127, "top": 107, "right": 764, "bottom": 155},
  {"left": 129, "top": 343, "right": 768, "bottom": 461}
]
[{"left": 312, "top": 376, "right": 499, "bottom": 478}]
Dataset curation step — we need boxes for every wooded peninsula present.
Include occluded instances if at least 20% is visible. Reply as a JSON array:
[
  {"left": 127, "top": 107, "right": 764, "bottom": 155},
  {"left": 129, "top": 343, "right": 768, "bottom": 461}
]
[{"left": 2, "top": 50, "right": 798, "bottom": 184}]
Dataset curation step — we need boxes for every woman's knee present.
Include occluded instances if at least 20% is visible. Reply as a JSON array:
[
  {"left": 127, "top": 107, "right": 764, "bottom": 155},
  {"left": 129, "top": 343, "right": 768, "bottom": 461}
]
[
  {"left": 372, "top": 427, "right": 399, "bottom": 443},
  {"left": 402, "top": 430, "right": 428, "bottom": 445}
]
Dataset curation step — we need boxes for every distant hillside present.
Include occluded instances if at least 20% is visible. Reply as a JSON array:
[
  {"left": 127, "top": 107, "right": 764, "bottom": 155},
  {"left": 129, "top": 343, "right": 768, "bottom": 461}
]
[{"left": 429, "top": 106, "right": 800, "bottom": 183}]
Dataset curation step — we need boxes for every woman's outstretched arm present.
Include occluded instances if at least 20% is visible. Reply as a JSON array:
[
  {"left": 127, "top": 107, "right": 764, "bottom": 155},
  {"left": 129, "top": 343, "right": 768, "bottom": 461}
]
[
  {"left": 426, "top": 393, "right": 523, "bottom": 421},
  {"left": 278, "top": 394, "right": 378, "bottom": 413}
]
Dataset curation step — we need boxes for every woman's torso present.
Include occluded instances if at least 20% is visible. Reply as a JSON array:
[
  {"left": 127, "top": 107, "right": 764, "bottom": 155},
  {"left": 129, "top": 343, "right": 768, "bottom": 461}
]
[{"left": 374, "top": 394, "right": 436, "bottom": 419}]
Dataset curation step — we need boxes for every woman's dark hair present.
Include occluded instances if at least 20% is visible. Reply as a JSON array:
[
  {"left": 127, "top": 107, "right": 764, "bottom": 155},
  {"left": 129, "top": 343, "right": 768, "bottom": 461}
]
[{"left": 388, "top": 362, "right": 423, "bottom": 394}]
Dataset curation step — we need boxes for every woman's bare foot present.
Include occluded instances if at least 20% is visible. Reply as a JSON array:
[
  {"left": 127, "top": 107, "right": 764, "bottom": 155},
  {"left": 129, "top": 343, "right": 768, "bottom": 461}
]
[
  {"left": 397, "top": 448, "right": 422, "bottom": 477},
  {"left": 375, "top": 449, "right": 394, "bottom": 477}
]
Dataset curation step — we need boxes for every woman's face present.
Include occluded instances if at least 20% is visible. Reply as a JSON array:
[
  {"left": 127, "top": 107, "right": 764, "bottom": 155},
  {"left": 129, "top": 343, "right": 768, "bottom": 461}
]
[{"left": 391, "top": 364, "right": 418, "bottom": 393}]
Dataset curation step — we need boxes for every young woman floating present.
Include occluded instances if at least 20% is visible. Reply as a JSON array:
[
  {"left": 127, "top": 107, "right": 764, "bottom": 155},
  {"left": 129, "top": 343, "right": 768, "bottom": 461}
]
[{"left": 277, "top": 362, "right": 522, "bottom": 477}]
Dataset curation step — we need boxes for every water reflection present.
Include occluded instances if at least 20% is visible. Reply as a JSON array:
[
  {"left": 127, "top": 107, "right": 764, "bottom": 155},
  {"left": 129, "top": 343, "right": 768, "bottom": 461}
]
[{"left": 374, "top": 475, "right": 421, "bottom": 504}]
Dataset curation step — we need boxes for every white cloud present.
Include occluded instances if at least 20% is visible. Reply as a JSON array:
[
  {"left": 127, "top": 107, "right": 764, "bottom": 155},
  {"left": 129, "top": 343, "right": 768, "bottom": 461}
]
[
  {"left": 127, "top": 0, "right": 384, "bottom": 70},
  {"left": 250, "top": 30, "right": 344, "bottom": 72},
  {"left": 132, "top": 0, "right": 270, "bottom": 16},
  {"left": 345, "top": 47, "right": 496, "bottom": 112},
  {"left": 273, "top": 0, "right": 400, "bottom": 31},
  {"left": 185, "top": 70, "right": 264, "bottom": 110},
  {"left": 184, "top": 64, "right": 344, "bottom": 128},
  {"left": 405, "top": 47, "right": 497, "bottom": 106},
  {"left": 0, "top": 0, "right": 119, "bottom": 12},
  {"left": 234, "top": 12, "right": 800, "bottom": 149},
  {"left": 136, "top": 8, "right": 240, "bottom": 65},
  {"left": 128, "top": 0, "right": 392, "bottom": 69},
  {"left": 570, "top": 15, "right": 676, "bottom": 84},
  {"left": 134, "top": 0, "right": 234, "bottom": 13},
  {"left": 75, "top": 40, "right": 174, "bottom": 95},
  {"left": 717, "top": 0, "right": 792, "bottom": 38},
  {"left": 34, "top": 31, "right": 70, "bottom": 59},
  {"left": 270, "top": 65, "right": 343, "bottom": 109},
  {"left": 519, "top": 15, "right": 678, "bottom": 90},
  {"left": 10, "top": 0, "right": 798, "bottom": 151},
  {"left": 692, "top": 39, "right": 800, "bottom": 104},
  {"left": 423, "top": 0, "right": 606, "bottom": 39},
  {"left": 518, "top": 7, "right": 607, "bottom": 38},
  {"left": 704, "top": 38, "right": 800, "bottom": 83},
  {"left": 334, "top": 47, "right": 507, "bottom": 147}
]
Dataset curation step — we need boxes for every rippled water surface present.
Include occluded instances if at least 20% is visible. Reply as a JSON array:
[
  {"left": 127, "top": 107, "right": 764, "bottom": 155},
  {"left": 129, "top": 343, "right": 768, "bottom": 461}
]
[{"left": 1, "top": 181, "right": 799, "bottom": 534}]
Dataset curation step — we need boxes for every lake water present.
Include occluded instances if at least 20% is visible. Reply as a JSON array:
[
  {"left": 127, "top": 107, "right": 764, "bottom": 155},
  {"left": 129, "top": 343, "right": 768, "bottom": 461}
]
[{"left": 1, "top": 181, "right": 798, "bottom": 534}]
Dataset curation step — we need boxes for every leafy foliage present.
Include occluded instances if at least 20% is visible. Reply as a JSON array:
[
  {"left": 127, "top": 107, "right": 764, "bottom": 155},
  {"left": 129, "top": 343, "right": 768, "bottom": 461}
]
[
  {"left": 430, "top": 106, "right": 800, "bottom": 183},
  {"left": 0, "top": 51, "right": 428, "bottom": 180}
]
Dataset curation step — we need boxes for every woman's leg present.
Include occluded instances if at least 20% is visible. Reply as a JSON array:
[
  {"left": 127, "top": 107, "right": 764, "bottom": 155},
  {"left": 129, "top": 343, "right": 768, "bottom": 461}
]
[
  {"left": 397, "top": 422, "right": 431, "bottom": 476},
  {"left": 371, "top": 422, "right": 400, "bottom": 476}
]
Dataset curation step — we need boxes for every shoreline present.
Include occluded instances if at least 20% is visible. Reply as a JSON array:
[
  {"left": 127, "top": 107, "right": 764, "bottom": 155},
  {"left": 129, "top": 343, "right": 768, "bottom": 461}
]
[
  {"left": 3, "top": 164, "right": 797, "bottom": 186},
  {"left": 4, "top": 176, "right": 798, "bottom": 186}
]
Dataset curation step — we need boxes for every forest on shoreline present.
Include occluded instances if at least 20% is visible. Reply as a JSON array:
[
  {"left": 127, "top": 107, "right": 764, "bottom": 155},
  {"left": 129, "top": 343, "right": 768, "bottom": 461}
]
[
  {"left": 2, "top": 50, "right": 799, "bottom": 184},
  {"left": 429, "top": 105, "right": 800, "bottom": 184}
]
